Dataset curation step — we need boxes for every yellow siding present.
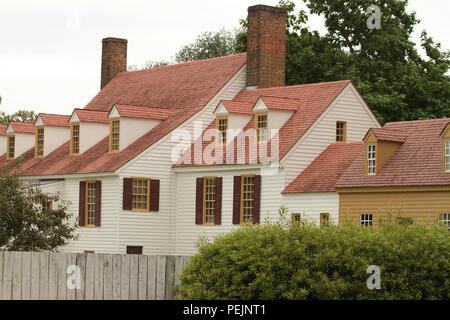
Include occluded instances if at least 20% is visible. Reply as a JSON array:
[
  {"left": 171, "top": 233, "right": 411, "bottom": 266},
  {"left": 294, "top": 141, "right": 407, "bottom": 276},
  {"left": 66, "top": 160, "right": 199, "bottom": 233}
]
[{"left": 339, "top": 187, "right": 450, "bottom": 227}]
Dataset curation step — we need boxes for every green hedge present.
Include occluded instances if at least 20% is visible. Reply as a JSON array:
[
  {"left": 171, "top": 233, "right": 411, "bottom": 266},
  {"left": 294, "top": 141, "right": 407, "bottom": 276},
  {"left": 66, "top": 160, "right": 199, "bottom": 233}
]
[{"left": 177, "top": 220, "right": 449, "bottom": 300}]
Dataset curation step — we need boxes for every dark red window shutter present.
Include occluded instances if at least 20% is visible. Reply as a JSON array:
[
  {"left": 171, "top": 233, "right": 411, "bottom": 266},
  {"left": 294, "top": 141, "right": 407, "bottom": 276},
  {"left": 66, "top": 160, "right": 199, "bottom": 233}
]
[
  {"left": 195, "top": 178, "right": 204, "bottom": 225},
  {"left": 253, "top": 175, "right": 261, "bottom": 224},
  {"left": 123, "top": 178, "right": 132, "bottom": 210},
  {"left": 215, "top": 177, "right": 222, "bottom": 225},
  {"left": 95, "top": 180, "right": 102, "bottom": 227},
  {"left": 79, "top": 181, "right": 86, "bottom": 227},
  {"left": 149, "top": 179, "right": 160, "bottom": 212},
  {"left": 232, "top": 176, "right": 241, "bottom": 225}
]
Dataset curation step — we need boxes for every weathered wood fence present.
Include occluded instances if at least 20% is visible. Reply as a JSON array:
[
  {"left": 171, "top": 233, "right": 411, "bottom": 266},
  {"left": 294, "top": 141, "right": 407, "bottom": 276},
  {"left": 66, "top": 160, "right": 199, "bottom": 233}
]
[{"left": 0, "top": 251, "right": 190, "bottom": 300}]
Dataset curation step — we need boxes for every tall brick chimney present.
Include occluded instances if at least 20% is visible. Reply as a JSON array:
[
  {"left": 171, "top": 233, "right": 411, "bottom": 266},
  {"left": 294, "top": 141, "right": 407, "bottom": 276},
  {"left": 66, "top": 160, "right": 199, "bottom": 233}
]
[
  {"left": 247, "top": 5, "right": 287, "bottom": 89},
  {"left": 101, "top": 37, "right": 128, "bottom": 89}
]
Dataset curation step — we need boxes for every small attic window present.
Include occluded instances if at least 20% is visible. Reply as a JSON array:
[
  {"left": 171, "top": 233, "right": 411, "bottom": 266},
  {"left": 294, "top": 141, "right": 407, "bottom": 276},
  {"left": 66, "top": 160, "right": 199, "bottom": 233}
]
[
  {"left": 336, "top": 121, "right": 346, "bottom": 143},
  {"left": 216, "top": 116, "right": 228, "bottom": 145},
  {"left": 35, "top": 127, "right": 44, "bottom": 158},
  {"left": 7, "top": 136, "right": 15, "bottom": 159},
  {"left": 256, "top": 113, "right": 268, "bottom": 143},
  {"left": 109, "top": 119, "right": 120, "bottom": 152},
  {"left": 445, "top": 140, "right": 450, "bottom": 172},
  {"left": 70, "top": 123, "right": 80, "bottom": 155},
  {"left": 367, "top": 144, "right": 376, "bottom": 175}
]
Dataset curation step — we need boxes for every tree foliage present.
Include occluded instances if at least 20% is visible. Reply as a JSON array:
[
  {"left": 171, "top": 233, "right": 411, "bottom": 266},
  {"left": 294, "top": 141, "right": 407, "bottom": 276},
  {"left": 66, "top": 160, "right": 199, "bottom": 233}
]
[
  {"left": 176, "top": 0, "right": 450, "bottom": 124},
  {"left": 175, "top": 29, "right": 243, "bottom": 63},
  {"left": 177, "top": 216, "right": 449, "bottom": 300},
  {"left": 0, "top": 162, "right": 78, "bottom": 251},
  {"left": 0, "top": 110, "right": 36, "bottom": 125}
]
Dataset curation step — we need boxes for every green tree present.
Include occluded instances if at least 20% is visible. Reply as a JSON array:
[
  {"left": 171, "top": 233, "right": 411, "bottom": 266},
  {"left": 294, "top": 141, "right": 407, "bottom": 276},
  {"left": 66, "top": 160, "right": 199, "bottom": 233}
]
[
  {"left": 127, "top": 60, "right": 170, "bottom": 71},
  {"left": 0, "top": 110, "right": 36, "bottom": 125},
  {"left": 0, "top": 162, "right": 78, "bottom": 251},
  {"left": 175, "top": 29, "right": 243, "bottom": 63}
]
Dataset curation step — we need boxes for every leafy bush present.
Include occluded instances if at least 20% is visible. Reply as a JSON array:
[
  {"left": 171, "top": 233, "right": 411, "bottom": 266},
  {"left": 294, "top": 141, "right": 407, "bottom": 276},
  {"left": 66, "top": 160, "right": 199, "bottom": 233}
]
[{"left": 177, "top": 217, "right": 449, "bottom": 300}]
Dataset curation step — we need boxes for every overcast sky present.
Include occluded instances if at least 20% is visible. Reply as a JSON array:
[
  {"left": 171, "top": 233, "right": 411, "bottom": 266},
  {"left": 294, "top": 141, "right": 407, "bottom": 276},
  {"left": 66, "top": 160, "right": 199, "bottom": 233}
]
[{"left": 0, "top": 0, "right": 449, "bottom": 116}]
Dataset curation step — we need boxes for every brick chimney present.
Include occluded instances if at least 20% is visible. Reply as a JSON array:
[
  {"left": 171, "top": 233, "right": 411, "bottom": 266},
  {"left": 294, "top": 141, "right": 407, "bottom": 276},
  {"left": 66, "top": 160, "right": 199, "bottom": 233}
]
[
  {"left": 101, "top": 37, "right": 128, "bottom": 89},
  {"left": 247, "top": 5, "right": 287, "bottom": 89}
]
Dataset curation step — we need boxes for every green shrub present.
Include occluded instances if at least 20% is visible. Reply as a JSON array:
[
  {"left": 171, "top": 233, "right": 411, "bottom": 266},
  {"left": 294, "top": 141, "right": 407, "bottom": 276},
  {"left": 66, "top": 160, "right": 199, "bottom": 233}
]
[{"left": 177, "top": 219, "right": 449, "bottom": 300}]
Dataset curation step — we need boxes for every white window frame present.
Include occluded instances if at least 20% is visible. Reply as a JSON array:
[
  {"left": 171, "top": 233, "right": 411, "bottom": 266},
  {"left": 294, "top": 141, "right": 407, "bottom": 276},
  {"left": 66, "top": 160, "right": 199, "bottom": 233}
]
[
  {"left": 367, "top": 144, "right": 376, "bottom": 175},
  {"left": 361, "top": 213, "right": 373, "bottom": 226},
  {"left": 438, "top": 213, "right": 450, "bottom": 229}
]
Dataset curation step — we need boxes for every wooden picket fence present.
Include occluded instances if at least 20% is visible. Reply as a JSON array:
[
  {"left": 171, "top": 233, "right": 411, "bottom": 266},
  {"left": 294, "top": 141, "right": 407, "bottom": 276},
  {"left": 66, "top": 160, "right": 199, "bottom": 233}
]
[{"left": 0, "top": 251, "right": 190, "bottom": 300}]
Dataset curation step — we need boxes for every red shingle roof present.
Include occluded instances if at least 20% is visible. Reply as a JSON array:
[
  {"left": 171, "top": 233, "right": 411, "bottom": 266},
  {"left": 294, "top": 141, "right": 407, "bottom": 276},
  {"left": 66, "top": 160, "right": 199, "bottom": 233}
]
[
  {"left": 368, "top": 128, "right": 407, "bottom": 143},
  {"left": 282, "top": 143, "right": 365, "bottom": 193},
  {"left": 37, "top": 114, "right": 71, "bottom": 127},
  {"left": 259, "top": 96, "right": 300, "bottom": 111},
  {"left": 9, "top": 121, "right": 35, "bottom": 134},
  {"left": 1, "top": 53, "right": 247, "bottom": 176},
  {"left": 0, "top": 125, "right": 6, "bottom": 136},
  {"left": 220, "top": 101, "right": 254, "bottom": 115},
  {"left": 336, "top": 118, "right": 450, "bottom": 188},
  {"left": 114, "top": 105, "right": 173, "bottom": 120},
  {"left": 175, "top": 80, "right": 352, "bottom": 167},
  {"left": 73, "top": 109, "right": 109, "bottom": 124}
]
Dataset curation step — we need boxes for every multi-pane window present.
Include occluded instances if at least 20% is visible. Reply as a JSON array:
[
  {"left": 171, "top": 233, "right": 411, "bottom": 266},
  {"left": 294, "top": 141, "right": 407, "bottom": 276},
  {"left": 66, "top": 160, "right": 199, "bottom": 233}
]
[
  {"left": 320, "top": 212, "right": 330, "bottom": 226},
  {"left": 292, "top": 213, "right": 301, "bottom": 223},
  {"left": 42, "top": 200, "right": 52, "bottom": 212},
  {"left": 256, "top": 113, "right": 268, "bottom": 143},
  {"left": 336, "top": 121, "right": 346, "bottom": 143},
  {"left": 71, "top": 124, "right": 80, "bottom": 155},
  {"left": 86, "top": 181, "right": 97, "bottom": 227},
  {"left": 203, "top": 177, "right": 216, "bottom": 225},
  {"left": 217, "top": 117, "right": 228, "bottom": 145},
  {"left": 367, "top": 144, "right": 376, "bottom": 175},
  {"left": 35, "top": 127, "right": 44, "bottom": 157},
  {"left": 445, "top": 140, "right": 450, "bottom": 172},
  {"left": 110, "top": 119, "right": 120, "bottom": 152},
  {"left": 361, "top": 213, "right": 373, "bottom": 227},
  {"left": 438, "top": 213, "right": 450, "bottom": 229},
  {"left": 241, "top": 175, "right": 255, "bottom": 223},
  {"left": 132, "top": 178, "right": 150, "bottom": 211},
  {"left": 7, "top": 136, "right": 15, "bottom": 159}
]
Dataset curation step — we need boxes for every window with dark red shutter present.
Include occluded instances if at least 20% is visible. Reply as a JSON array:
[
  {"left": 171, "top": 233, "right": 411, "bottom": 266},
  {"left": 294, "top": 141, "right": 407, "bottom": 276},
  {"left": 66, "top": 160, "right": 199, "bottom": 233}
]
[
  {"left": 195, "top": 177, "right": 204, "bottom": 225},
  {"left": 149, "top": 179, "right": 160, "bottom": 212},
  {"left": 95, "top": 180, "right": 102, "bottom": 227},
  {"left": 123, "top": 178, "right": 132, "bottom": 210},
  {"left": 215, "top": 177, "right": 223, "bottom": 225},
  {"left": 253, "top": 175, "right": 261, "bottom": 224},
  {"left": 79, "top": 181, "right": 86, "bottom": 226},
  {"left": 232, "top": 176, "right": 241, "bottom": 224}
]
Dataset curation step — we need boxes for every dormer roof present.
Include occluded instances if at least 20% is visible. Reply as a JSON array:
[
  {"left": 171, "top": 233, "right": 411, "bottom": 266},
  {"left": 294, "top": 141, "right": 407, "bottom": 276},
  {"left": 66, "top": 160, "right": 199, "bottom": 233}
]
[
  {"left": 35, "top": 114, "right": 71, "bottom": 127},
  {"left": 70, "top": 109, "right": 109, "bottom": 124},
  {"left": 364, "top": 128, "right": 407, "bottom": 143},
  {"left": 7, "top": 121, "right": 35, "bottom": 134},
  {"left": 110, "top": 104, "right": 173, "bottom": 120}
]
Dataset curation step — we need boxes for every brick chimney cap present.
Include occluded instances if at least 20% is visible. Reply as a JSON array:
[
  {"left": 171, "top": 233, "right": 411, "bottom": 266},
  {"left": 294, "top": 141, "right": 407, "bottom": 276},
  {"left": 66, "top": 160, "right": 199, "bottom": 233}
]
[
  {"left": 102, "top": 37, "right": 128, "bottom": 44},
  {"left": 248, "top": 5, "right": 287, "bottom": 14}
]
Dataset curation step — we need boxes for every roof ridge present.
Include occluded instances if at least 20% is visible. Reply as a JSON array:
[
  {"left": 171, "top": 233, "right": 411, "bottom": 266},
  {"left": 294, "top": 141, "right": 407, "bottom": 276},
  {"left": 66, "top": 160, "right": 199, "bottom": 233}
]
[
  {"left": 384, "top": 117, "right": 450, "bottom": 127},
  {"left": 121, "top": 52, "right": 247, "bottom": 75}
]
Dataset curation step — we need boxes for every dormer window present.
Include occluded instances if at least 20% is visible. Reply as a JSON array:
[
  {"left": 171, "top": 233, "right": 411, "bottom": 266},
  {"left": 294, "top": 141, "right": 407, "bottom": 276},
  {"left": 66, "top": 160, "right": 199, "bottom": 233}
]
[
  {"left": 216, "top": 116, "right": 228, "bottom": 145},
  {"left": 7, "top": 136, "right": 15, "bottom": 159},
  {"left": 256, "top": 113, "right": 268, "bottom": 143},
  {"left": 336, "top": 121, "right": 346, "bottom": 143},
  {"left": 109, "top": 119, "right": 120, "bottom": 152},
  {"left": 445, "top": 140, "right": 450, "bottom": 172},
  {"left": 35, "top": 127, "right": 44, "bottom": 157},
  {"left": 70, "top": 123, "right": 80, "bottom": 155},
  {"left": 367, "top": 144, "right": 376, "bottom": 175}
]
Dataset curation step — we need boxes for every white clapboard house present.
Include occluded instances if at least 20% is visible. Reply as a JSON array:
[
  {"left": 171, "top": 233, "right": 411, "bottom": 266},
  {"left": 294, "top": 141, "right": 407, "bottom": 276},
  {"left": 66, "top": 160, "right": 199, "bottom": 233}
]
[{"left": 0, "top": 5, "right": 380, "bottom": 255}]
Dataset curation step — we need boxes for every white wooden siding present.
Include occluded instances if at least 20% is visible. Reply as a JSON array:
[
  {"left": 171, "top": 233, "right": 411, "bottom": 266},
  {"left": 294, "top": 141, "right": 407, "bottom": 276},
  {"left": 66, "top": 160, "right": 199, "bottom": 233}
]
[
  {"left": 173, "top": 167, "right": 285, "bottom": 255},
  {"left": 282, "top": 84, "right": 380, "bottom": 186},
  {"left": 115, "top": 66, "right": 248, "bottom": 256},
  {"left": 282, "top": 193, "right": 339, "bottom": 225}
]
